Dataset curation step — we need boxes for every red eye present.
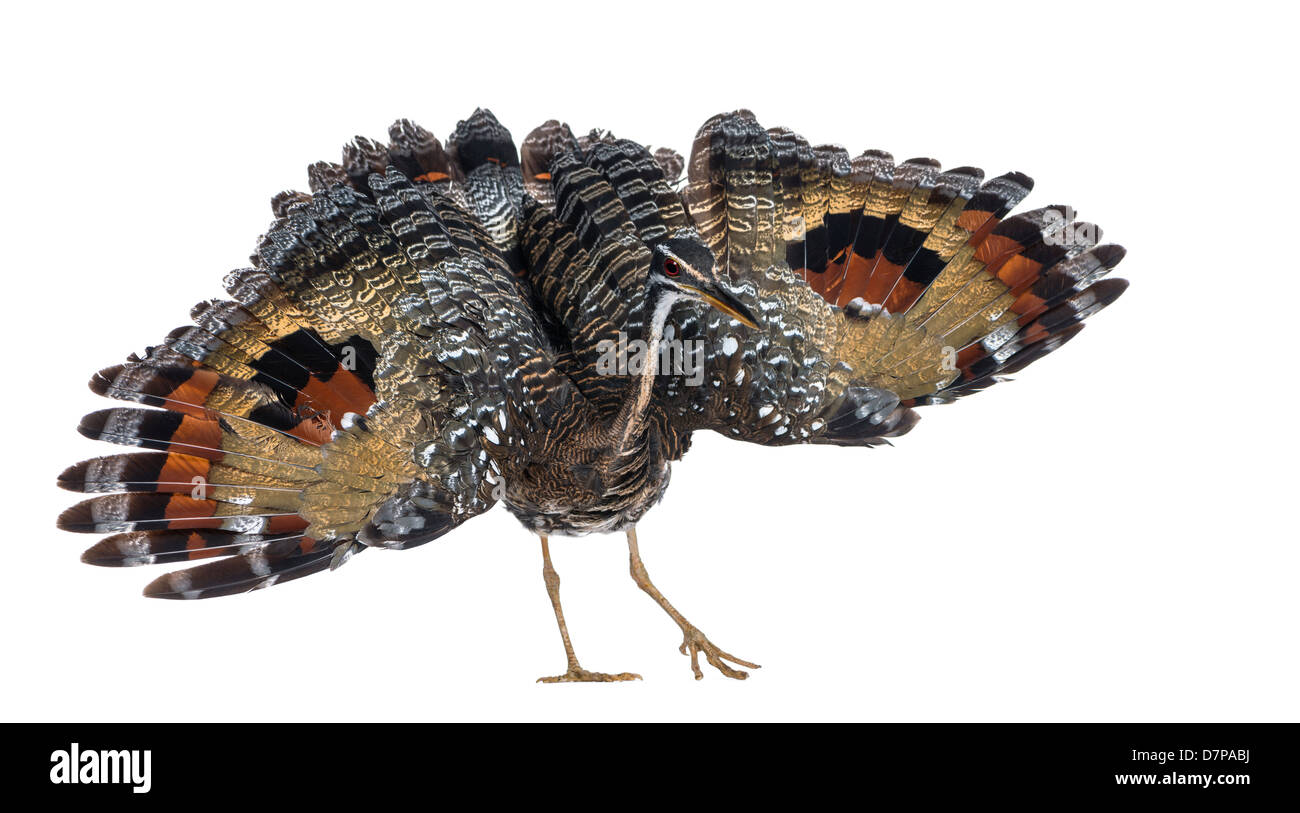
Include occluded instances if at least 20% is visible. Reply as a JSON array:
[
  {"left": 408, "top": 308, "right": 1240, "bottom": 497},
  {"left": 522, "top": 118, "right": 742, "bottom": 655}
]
[{"left": 664, "top": 258, "right": 681, "bottom": 277}]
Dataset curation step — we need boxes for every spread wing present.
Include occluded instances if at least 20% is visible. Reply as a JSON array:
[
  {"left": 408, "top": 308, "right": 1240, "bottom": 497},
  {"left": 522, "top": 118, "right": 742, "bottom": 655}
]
[
  {"left": 58, "top": 111, "right": 593, "bottom": 598},
  {"left": 654, "top": 111, "right": 1128, "bottom": 446}
]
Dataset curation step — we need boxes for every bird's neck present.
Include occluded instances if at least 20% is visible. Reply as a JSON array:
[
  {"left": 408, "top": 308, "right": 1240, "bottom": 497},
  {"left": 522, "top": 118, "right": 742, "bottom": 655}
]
[{"left": 611, "top": 291, "right": 678, "bottom": 451}]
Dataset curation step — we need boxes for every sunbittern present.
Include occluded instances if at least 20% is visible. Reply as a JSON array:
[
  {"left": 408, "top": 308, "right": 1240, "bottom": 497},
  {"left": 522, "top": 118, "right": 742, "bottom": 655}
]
[{"left": 58, "top": 110, "right": 1127, "bottom": 681}]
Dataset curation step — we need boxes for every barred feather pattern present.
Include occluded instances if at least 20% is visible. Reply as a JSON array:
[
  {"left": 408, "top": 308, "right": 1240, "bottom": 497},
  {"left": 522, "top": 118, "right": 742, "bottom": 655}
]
[
  {"left": 650, "top": 110, "right": 1127, "bottom": 438},
  {"left": 60, "top": 110, "right": 602, "bottom": 596},
  {"left": 59, "top": 108, "right": 1129, "bottom": 600}
]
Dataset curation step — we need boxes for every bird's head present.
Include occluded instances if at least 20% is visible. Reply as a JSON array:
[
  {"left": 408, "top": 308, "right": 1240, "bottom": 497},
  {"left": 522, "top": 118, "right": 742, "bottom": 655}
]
[{"left": 647, "top": 237, "right": 758, "bottom": 329}]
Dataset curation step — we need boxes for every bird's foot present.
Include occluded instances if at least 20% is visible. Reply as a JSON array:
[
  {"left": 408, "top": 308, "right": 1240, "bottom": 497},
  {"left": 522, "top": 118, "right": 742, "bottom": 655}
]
[
  {"left": 537, "top": 667, "right": 642, "bottom": 684},
  {"left": 678, "top": 625, "right": 760, "bottom": 680}
]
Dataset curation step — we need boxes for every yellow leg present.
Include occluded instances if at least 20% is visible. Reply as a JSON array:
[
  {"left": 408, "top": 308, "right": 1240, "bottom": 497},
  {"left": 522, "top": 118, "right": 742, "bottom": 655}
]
[
  {"left": 627, "top": 527, "right": 760, "bottom": 680},
  {"left": 536, "top": 535, "right": 641, "bottom": 684}
]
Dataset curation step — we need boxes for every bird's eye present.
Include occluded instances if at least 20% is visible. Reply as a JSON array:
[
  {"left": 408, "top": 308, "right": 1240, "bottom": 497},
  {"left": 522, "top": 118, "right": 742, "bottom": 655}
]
[{"left": 664, "top": 258, "right": 681, "bottom": 277}]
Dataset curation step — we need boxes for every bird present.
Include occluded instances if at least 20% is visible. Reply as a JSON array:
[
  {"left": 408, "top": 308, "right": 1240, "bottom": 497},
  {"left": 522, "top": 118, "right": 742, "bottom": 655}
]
[{"left": 57, "top": 109, "right": 1128, "bottom": 682}]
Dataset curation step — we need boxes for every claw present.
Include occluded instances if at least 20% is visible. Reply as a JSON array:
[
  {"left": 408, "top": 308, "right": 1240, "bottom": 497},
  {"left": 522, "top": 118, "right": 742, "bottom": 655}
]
[
  {"left": 625, "top": 528, "right": 761, "bottom": 682},
  {"left": 679, "top": 626, "right": 760, "bottom": 680}
]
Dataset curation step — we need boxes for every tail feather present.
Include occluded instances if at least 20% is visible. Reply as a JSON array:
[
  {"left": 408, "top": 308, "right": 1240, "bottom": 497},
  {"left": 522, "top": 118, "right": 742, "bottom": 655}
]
[
  {"left": 59, "top": 452, "right": 213, "bottom": 494},
  {"left": 521, "top": 120, "right": 579, "bottom": 210},
  {"left": 445, "top": 109, "right": 525, "bottom": 269},
  {"left": 1007, "top": 243, "right": 1127, "bottom": 321},
  {"left": 307, "top": 160, "right": 349, "bottom": 193},
  {"left": 81, "top": 530, "right": 313, "bottom": 567},
  {"left": 56, "top": 492, "right": 308, "bottom": 534},
  {"left": 927, "top": 209, "right": 1098, "bottom": 351},
  {"left": 904, "top": 205, "right": 1058, "bottom": 335},
  {"left": 652, "top": 147, "right": 684, "bottom": 185},
  {"left": 942, "top": 221, "right": 1105, "bottom": 359},
  {"left": 387, "top": 118, "right": 461, "bottom": 184},
  {"left": 141, "top": 541, "right": 341, "bottom": 600},
  {"left": 550, "top": 152, "right": 639, "bottom": 251},
  {"left": 582, "top": 138, "right": 689, "bottom": 243},
  {"left": 912, "top": 277, "right": 1128, "bottom": 405},
  {"left": 57, "top": 453, "right": 303, "bottom": 497},
  {"left": 927, "top": 323, "right": 1087, "bottom": 404},
  {"left": 342, "top": 135, "right": 391, "bottom": 191}
]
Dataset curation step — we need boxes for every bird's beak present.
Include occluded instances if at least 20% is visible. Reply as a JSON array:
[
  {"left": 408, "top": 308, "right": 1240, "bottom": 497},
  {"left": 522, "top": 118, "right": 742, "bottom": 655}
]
[{"left": 685, "top": 284, "right": 759, "bottom": 329}]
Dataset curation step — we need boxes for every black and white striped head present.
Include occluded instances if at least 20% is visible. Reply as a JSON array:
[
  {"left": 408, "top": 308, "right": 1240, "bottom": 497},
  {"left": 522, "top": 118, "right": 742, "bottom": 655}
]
[{"left": 647, "top": 236, "right": 758, "bottom": 328}]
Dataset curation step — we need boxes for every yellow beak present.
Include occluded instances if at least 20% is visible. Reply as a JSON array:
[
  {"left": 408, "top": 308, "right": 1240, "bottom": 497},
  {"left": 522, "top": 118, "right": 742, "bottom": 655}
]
[{"left": 684, "top": 284, "right": 760, "bottom": 329}]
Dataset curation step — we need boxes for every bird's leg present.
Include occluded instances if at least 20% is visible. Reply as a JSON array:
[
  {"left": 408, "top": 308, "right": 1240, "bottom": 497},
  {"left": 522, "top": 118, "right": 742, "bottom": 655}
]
[
  {"left": 535, "top": 535, "right": 641, "bottom": 684},
  {"left": 626, "top": 527, "right": 760, "bottom": 680}
]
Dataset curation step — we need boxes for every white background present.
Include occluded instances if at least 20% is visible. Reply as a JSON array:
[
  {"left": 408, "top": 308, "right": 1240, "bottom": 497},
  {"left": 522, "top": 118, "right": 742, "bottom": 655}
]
[{"left": 3, "top": 0, "right": 1296, "bottom": 722}]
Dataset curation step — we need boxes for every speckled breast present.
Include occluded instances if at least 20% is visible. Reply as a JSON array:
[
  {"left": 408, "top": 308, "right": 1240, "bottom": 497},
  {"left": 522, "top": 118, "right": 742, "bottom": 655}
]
[{"left": 500, "top": 452, "right": 673, "bottom": 537}]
